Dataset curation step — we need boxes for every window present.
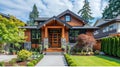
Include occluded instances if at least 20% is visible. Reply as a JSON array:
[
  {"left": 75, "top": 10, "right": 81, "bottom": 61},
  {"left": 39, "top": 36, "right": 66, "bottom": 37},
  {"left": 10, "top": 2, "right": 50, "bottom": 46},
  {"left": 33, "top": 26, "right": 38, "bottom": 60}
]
[
  {"left": 65, "top": 15, "right": 71, "bottom": 22},
  {"left": 69, "top": 29, "right": 86, "bottom": 43},
  {"left": 102, "top": 27, "right": 108, "bottom": 32},
  {"left": 94, "top": 30, "right": 99, "bottom": 35},
  {"left": 31, "top": 29, "right": 41, "bottom": 44},
  {"left": 109, "top": 24, "right": 116, "bottom": 31}
]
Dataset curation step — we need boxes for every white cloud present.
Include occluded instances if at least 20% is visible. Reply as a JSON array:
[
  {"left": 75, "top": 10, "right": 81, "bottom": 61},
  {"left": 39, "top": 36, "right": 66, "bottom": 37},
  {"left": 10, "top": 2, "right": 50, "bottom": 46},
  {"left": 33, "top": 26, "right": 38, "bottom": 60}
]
[{"left": 0, "top": 0, "right": 108, "bottom": 22}]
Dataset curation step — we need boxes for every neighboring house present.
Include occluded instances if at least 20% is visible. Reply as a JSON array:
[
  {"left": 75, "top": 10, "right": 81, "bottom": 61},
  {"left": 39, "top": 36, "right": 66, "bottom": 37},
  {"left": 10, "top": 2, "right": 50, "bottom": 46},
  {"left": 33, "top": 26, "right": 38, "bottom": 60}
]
[
  {"left": 94, "top": 15, "right": 120, "bottom": 40},
  {"left": 93, "top": 15, "right": 120, "bottom": 50},
  {"left": 21, "top": 10, "right": 98, "bottom": 50}
]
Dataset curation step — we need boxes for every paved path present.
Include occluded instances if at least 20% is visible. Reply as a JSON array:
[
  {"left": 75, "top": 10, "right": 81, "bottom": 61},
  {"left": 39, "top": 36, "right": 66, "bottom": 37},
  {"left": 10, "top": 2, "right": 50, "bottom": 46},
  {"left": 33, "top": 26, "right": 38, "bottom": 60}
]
[
  {"left": 36, "top": 55, "right": 67, "bottom": 66},
  {"left": 0, "top": 55, "right": 17, "bottom": 62}
]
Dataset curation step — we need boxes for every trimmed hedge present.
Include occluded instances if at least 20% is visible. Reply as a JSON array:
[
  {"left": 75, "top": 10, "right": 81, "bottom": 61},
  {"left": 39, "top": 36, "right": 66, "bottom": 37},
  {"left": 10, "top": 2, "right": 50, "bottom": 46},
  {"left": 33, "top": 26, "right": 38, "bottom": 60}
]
[
  {"left": 101, "top": 37, "right": 120, "bottom": 58},
  {"left": 64, "top": 54, "right": 77, "bottom": 66}
]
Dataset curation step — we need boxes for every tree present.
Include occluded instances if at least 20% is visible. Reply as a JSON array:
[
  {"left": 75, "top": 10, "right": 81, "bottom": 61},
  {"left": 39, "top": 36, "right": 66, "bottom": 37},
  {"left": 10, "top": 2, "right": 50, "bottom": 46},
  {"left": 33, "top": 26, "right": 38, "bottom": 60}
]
[
  {"left": 28, "top": 4, "right": 39, "bottom": 25},
  {"left": 102, "top": 0, "right": 120, "bottom": 19},
  {"left": 78, "top": 0, "right": 94, "bottom": 23},
  {"left": 76, "top": 34, "right": 96, "bottom": 55},
  {"left": 0, "top": 15, "right": 25, "bottom": 50}
]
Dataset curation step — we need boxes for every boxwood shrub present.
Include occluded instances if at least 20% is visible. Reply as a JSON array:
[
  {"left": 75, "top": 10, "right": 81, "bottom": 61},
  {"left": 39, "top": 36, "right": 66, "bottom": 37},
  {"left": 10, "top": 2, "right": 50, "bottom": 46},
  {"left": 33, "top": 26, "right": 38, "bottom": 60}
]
[{"left": 64, "top": 54, "right": 77, "bottom": 66}]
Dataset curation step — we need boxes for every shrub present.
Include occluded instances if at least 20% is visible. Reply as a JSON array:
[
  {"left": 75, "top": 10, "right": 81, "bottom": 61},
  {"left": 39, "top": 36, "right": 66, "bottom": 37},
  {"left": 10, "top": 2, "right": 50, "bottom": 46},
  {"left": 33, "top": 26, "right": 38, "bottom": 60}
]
[
  {"left": 94, "top": 50, "right": 100, "bottom": 55},
  {"left": 9, "top": 58, "right": 17, "bottom": 65},
  {"left": 101, "top": 37, "right": 120, "bottom": 58},
  {"left": 27, "top": 62, "right": 34, "bottom": 66},
  {"left": 17, "top": 49, "right": 32, "bottom": 61},
  {"left": 64, "top": 54, "right": 77, "bottom": 66},
  {"left": 0, "top": 61, "right": 4, "bottom": 66},
  {"left": 117, "top": 47, "right": 120, "bottom": 57},
  {"left": 32, "top": 60, "right": 37, "bottom": 65},
  {"left": 70, "top": 63, "right": 77, "bottom": 66}
]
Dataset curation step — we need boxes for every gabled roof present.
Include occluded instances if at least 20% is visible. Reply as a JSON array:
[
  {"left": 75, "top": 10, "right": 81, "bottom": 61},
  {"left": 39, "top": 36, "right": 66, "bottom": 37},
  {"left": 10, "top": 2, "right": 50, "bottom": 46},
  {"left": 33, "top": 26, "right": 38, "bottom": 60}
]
[
  {"left": 57, "top": 9, "right": 88, "bottom": 24},
  {"left": 94, "top": 19, "right": 113, "bottom": 27},
  {"left": 94, "top": 15, "right": 120, "bottom": 27},
  {"left": 37, "top": 16, "right": 72, "bottom": 29}
]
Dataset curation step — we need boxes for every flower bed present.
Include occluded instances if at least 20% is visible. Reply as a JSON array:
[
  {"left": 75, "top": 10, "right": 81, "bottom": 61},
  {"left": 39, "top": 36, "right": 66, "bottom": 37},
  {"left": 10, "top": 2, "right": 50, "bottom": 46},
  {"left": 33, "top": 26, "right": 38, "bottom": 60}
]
[{"left": 0, "top": 49, "right": 44, "bottom": 66}]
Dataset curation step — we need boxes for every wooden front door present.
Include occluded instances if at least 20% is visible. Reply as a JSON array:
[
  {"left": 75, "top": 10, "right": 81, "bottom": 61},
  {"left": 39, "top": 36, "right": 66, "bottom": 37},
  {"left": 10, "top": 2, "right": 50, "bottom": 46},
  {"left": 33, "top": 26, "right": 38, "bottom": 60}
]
[{"left": 48, "top": 29, "right": 61, "bottom": 48}]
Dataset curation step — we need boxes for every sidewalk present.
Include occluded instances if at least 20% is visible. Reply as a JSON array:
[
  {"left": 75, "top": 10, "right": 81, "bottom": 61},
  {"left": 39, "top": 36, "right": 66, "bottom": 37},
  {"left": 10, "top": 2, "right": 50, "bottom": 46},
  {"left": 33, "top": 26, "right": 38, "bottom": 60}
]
[
  {"left": 0, "top": 55, "right": 17, "bottom": 62},
  {"left": 36, "top": 55, "right": 67, "bottom": 66}
]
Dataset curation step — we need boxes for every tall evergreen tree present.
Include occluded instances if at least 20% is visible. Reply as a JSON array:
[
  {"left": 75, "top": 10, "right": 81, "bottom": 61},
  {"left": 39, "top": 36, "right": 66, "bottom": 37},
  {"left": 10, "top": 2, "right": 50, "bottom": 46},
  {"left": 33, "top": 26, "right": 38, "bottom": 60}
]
[
  {"left": 28, "top": 4, "right": 39, "bottom": 25},
  {"left": 102, "top": 0, "right": 120, "bottom": 19},
  {"left": 78, "top": 0, "right": 93, "bottom": 23}
]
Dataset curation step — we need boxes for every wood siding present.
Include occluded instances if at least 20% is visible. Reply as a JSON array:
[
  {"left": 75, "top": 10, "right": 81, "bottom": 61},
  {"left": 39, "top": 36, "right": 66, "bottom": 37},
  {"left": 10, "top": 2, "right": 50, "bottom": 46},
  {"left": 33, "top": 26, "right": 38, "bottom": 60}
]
[
  {"left": 60, "top": 14, "right": 84, "bottom": 26},
  {"left": 25, "top": 29, "right": 31, "bottom": 42}
]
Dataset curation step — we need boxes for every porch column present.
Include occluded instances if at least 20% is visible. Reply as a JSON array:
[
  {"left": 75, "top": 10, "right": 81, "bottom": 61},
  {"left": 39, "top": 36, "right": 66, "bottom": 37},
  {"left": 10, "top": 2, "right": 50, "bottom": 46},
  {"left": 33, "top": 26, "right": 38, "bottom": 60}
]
[
  {"left": 62, "top": 27, "right": 65, "bottom": 38},
  {"left": 44, "top": 26, "right": 48, "bottom": 49},
  {"left": 45, "top": 27, "right": 48, "bottom": 38}
]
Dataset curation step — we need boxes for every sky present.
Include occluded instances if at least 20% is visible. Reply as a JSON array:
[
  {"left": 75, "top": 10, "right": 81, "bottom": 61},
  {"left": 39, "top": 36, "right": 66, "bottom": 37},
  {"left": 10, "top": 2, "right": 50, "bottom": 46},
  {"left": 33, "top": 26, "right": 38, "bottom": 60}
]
[{"left": 0, "top": 0, "right": 108, "bottom": 24}]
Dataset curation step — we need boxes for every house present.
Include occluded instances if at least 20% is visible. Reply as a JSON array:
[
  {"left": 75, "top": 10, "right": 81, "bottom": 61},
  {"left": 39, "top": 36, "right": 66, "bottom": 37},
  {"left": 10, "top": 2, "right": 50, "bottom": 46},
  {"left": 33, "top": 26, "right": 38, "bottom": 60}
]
[
  {"left": 93, "top": 15, "right": 120, "bottom": 50},
  {"left": 21, "top": 10, "right": 98, "bottom": 50},
  {"left": 94, "top": 15, "right": 120, "bottom": 39}
]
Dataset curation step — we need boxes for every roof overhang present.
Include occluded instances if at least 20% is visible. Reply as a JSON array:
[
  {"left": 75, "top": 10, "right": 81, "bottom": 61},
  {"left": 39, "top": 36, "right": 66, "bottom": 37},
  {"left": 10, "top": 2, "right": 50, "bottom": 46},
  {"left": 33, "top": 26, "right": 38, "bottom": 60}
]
[{"left": 71, "top": 26, "right": 99, "bottom": 29}]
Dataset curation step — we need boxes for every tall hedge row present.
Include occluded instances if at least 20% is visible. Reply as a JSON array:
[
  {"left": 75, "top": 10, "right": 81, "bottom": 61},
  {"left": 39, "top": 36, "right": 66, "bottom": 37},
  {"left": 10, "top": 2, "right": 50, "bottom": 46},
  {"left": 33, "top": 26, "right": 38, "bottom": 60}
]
[{"left": 101, "top": 37, "right": 120, "bottom": 58}]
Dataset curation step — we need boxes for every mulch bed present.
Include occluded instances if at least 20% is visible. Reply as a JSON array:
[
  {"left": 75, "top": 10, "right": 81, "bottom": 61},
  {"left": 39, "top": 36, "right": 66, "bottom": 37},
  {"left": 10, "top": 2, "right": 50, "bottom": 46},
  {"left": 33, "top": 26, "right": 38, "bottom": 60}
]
[{"left": 4, "top": 61, "right": 27, "bottom": 66}]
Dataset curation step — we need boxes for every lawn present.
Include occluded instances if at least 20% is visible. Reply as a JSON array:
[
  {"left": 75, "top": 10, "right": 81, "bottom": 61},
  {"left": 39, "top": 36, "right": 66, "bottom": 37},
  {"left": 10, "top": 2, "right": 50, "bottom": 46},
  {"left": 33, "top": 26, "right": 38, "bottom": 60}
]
[{"left": 71, "top": 55, "right": 120, "bottom": 66}]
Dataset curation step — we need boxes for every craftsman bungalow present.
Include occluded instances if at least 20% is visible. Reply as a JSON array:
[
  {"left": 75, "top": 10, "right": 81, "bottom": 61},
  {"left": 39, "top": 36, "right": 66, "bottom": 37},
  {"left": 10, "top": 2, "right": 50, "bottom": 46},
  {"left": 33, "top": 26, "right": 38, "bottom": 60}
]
[{"left": 21, "top": 10, "right": 98, "bottom": 49}]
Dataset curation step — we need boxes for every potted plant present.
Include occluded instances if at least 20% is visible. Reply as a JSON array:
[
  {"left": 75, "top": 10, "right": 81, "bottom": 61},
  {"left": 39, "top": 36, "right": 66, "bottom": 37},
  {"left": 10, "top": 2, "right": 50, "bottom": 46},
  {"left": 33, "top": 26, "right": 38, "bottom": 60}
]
[{"left": 12, "top": 50, "right": 16, "bottom": 55}]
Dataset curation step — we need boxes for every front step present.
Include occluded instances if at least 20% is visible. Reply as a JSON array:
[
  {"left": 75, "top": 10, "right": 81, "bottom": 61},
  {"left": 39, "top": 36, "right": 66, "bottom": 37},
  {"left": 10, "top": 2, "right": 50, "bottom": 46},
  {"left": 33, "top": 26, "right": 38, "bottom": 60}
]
[
  {"left": 45, "top": 48, "right": 63, "bottom": 52},
  {"left": 45, "top": 52, "right": 64, "bottom": 55}
]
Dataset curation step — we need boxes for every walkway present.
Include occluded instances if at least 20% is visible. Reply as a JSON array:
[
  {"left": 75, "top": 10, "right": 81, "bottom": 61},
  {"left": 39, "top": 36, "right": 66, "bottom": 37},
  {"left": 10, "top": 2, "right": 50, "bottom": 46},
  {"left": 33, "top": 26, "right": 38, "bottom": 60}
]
[
  {"left": 0, "top": 55, "right": 17, "bottom": 62},
  {"left": 36, "top": 55, "right": 67, "bottom": 66}
]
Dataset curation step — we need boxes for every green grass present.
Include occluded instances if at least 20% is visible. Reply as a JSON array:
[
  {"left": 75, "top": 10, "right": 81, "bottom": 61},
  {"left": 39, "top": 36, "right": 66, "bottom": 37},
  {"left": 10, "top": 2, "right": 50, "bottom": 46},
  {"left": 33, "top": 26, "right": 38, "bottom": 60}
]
[{"left": 71, "top": 55, "right": 120, "bottom": 66}]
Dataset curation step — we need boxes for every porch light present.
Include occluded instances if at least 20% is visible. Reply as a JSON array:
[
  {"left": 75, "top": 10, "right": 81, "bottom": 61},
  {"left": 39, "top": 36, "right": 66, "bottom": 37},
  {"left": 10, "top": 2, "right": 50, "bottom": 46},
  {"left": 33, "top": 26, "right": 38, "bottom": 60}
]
[{"left": 64, "top": 24, "right": 65, "bottom": 26}]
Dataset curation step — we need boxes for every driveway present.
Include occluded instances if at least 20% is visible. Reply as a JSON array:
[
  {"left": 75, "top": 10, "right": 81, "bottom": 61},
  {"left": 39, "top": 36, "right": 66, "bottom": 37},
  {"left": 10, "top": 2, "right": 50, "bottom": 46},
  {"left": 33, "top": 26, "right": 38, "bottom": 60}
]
[
  {"left": 0, "top": 55, "right": 17, "bottom": 62},
  {"left": 36, "top": 55, "right": 67, "bottom": 66}
]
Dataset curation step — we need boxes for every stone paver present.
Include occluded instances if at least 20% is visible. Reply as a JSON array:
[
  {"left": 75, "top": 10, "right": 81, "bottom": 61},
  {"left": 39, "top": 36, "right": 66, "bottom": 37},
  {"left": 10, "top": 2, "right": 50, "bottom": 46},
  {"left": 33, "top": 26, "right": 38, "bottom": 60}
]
[
  {"left": 0, "top": 55, "right": 17, "bottom": 62},
  {"left": 36, "top": 55, "right": 67, "bottom": 66}
]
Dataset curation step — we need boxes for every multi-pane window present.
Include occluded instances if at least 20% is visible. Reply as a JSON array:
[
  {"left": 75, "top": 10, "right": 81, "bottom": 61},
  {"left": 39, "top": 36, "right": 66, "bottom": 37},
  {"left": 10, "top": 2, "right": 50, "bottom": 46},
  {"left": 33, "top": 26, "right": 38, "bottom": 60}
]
[
  {"left": 69, "top": 29, "right": 86, "bottom": 43},
  {"left": 31, "top": 29, "right": 41, "bottom": 44},
  {"left": 65, "top": 15, "right": 71, "bottom": 22}
]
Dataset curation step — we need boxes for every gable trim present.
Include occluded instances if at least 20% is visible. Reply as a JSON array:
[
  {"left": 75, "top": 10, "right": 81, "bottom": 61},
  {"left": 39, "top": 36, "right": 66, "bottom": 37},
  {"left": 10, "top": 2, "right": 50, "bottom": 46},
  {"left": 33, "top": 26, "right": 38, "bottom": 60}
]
[{"left": 37, "top": 16, "right": 72, "bottom": 29}]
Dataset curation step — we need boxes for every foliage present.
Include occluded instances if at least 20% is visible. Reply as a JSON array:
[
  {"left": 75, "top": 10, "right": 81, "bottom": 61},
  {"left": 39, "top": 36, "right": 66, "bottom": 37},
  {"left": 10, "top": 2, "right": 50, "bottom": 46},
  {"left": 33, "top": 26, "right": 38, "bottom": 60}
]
[
  {"left": 117, "top": 47, "right": 120, "bottom": 57},
  {"left": 64, "top": 54, "right": 77, "bottom": 66},
  {"left": 31, "top": 60, "right": 37, "bottom": 65},
  {"left": 102, "top": 0, "right": 120, "bottom": 19},
  {"left": 17, "top": 49, "right": 32, "bottom": 61},
  {"left": 9, "top": 58, "right": 17, "bottom": 65},
  {"left": 101, "top": 37, "right": 120, "bottom": 58},
  {"left": 94, "top": 50, "right": 100, "bottom": 55},
  {"left": 78, "top": 0, "right": 94, "bottom": 23},
  {"left": 0, "top": 61, "right": 4, "bottom": 66},
  {"left": 28, "top": 4, "right": 39, "bottom": 25},
  {"left": 27, "top": 54, "right": 44, "bottom": 66},
  {"left": 27, "top": 62, "right": 34, "bottom": 66},
  {"left": 74, "top": 34, "right": 96, "bottom": 55},
  {"left": 0, "top": 15, "right": 25, "bottom": 49}
]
